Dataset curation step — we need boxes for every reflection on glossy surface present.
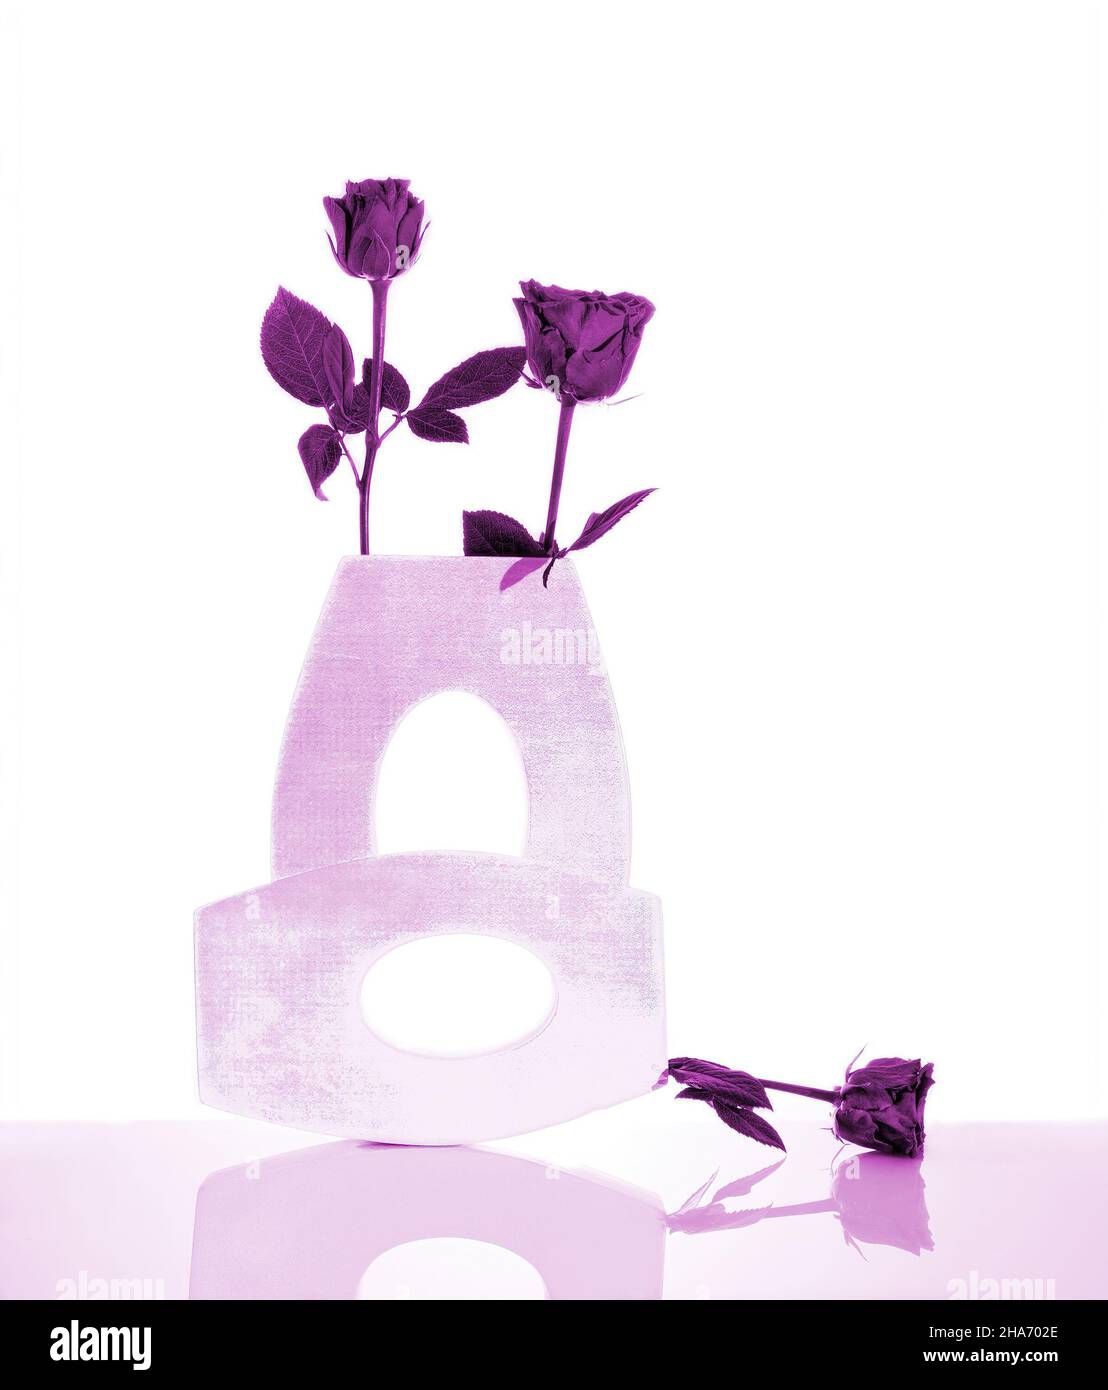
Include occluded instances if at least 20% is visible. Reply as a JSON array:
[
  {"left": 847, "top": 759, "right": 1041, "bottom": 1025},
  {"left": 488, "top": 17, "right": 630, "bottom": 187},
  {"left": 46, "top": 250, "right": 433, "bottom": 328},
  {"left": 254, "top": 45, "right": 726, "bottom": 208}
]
[
  {"left": 667, "top": 1151, "right": 933, "bottom": 1256},
  {"left": 660, "top": 1122, "right": 1108, "bottom": 1298},
  {"left": 356, "top": 1237, "right": 548, "bottom": 1300},
  {"left": 832, "top": 1152, "right": 933, "bottom": 1255},
  {"left": 1, "top": 1119, "right": 1106, "bottom": 1299},
  {"left": 190, "top": 1142, "right": 665, "bottom": 1300}
]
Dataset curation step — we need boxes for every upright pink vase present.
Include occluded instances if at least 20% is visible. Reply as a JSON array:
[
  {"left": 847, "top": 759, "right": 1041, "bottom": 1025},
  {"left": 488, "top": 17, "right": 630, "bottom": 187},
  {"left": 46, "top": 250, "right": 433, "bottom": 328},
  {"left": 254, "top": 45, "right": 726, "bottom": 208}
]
[{"left": 194, "top": 556, "right": 666, "bottom": 1143}]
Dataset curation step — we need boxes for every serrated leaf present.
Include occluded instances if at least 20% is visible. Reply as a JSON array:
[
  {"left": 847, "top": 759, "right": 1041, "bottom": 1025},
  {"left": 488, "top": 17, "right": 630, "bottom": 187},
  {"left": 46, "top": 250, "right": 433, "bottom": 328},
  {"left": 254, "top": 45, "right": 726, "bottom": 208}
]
[
  {"left": 419, "top": 346, "right": 526, "bottom": 411},
  {"left": 668, "top": 1064, "right": 772, "bottom": 1109},
  {"left": 668, "top": 1057, "right": 735, "bottom": 1079},
  {"left": 261, "top": 288, "right": 334, "bottom": 407},
  {"left": 340, "top": 383, "right": 371, "bottom": 435},
  {"left": 297, "top": 424, "right": 343, "bottom": 500},
  {"left": 710, "top": 1101, "right": 787, "bottom": 1152},
  {"left": 362, "top": 358, "right": 411, "bottom": 415},
  {"left": 568, "top": 487, "right": 656, "bottom": 552},
  {"left": 322, "top": 324, "right": 355, "bottom": 418},
  {"left": 462, "top": 510, "right": 545, "bottom": 557},
  {"left": 674, "top": 1085, "right": 716, "bottom": 1102},
  {"left": 407, "top": 406, "right": 468, "bottom": 444},
  {"left": 498, "top": 557, "right": 549, "bottom": 591}
]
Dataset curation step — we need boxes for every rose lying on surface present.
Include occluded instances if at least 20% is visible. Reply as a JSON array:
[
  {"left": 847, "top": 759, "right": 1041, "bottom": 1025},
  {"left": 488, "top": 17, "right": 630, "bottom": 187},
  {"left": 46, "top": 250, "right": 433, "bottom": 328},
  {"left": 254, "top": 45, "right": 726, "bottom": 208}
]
[
  {"left": 657, "top": 1053, "right": 935, "bottom": 1157},
  {"left": 323, "top": 177, "right": 426, "bottom": 282},
  {"left": 832, "top": 1056, "right": 934, "bottom": 1157}
]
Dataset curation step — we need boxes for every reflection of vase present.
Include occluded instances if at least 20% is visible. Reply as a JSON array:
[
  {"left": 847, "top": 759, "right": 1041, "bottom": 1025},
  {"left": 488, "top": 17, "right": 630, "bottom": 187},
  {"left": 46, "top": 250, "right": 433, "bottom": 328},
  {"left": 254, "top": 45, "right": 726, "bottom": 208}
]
[
  {"left": 195, "top": 557, "right": 666, "bottom": 1143},
  {"left": 190, "top": 1141, "right": 665, "bottom": 1300}
]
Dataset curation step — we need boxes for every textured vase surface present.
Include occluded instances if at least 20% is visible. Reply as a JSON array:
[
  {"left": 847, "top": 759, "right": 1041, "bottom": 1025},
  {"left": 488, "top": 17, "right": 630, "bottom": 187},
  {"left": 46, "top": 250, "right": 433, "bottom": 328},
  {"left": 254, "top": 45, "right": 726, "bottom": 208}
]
[{"left": 195, "top": 556, "right": 666, "bottom": 1142}]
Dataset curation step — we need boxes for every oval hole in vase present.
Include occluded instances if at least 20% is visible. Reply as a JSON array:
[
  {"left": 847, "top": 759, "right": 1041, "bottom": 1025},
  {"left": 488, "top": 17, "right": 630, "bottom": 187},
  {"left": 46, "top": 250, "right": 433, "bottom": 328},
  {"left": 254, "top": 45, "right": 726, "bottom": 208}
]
[
  {"left": 356, "top": 1238, "right": 547, "bottom": 1300},
  {"left": 359, "top": 934, "right": 557, "bottom": 1057},
  {"left": 374, "top": 690, "right": 528, "bottom": 856}
]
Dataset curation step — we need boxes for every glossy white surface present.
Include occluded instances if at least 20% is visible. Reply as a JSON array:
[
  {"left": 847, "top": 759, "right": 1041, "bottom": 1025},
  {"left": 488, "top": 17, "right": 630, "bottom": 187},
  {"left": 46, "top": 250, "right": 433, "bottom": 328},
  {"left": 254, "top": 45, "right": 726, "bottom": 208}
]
[{"left": 2, "top": 1108, "right": 1104, "bottom": 1300}]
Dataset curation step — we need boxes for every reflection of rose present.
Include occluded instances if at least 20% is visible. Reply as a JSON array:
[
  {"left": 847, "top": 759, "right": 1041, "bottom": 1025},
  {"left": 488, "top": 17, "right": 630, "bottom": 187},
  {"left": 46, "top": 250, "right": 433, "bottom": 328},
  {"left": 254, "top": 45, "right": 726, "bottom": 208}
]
[
  {"left": 831, "top": 1153, "right": 933, "bottom": 1256},
  {"left": 667, "top": 1151, "right": 933, "bottom": 1257}
]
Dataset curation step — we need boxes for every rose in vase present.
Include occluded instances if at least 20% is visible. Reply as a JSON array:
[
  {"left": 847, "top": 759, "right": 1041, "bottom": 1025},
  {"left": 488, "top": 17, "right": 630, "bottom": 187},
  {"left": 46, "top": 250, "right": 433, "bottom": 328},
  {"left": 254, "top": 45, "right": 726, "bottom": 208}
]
[
  {"left": 463, "top": 279, "right": 657, "bottom": 587},
  {"left": 261, "top": 178, "right": 525, "bottom": 553}
]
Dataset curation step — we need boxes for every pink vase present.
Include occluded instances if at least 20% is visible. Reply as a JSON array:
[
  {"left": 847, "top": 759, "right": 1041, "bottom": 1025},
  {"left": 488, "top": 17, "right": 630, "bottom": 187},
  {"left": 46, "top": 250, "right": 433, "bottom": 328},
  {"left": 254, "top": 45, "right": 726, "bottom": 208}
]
[{"left": 194, "top": 556, "right": 666, "bottom": 1143}]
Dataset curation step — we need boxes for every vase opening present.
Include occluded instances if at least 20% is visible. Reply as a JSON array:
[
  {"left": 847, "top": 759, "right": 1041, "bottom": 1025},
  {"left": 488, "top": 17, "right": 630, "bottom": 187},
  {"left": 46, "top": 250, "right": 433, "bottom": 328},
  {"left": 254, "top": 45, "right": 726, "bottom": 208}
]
[
  {"left": 374, "top": 690, "right": 529, "bottom": 857},
  {"left": 359, "top": 934, "right": 557, "bottom": 1058}
]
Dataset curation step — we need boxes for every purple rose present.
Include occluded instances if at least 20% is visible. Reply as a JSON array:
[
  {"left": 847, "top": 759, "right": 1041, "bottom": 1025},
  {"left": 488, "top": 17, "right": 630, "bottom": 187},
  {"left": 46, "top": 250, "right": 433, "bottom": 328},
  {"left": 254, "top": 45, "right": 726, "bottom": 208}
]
[
  {"left": 514, "top": 280, "right": 655, "bottom": 403},
  {"left": 833, "top": 1057, "right": 935, "bottom": 1158},
  {"left": 323, "top": 178, "right": 426, "bottom": 281}
]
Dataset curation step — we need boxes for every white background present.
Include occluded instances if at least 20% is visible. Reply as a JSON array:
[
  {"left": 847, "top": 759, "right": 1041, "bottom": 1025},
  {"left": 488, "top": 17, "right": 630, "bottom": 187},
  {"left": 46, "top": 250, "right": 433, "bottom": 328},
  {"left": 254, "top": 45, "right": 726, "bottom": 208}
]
[{"left": 0, "top": 0, "right": 1105, "bottom": 1126}]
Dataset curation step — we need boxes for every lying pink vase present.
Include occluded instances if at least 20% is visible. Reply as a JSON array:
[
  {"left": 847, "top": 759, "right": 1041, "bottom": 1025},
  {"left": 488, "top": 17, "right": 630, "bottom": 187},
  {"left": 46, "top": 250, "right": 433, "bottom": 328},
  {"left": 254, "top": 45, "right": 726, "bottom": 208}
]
[{"left": 194, "top": 556, "right": 666, "bottom": 1143}]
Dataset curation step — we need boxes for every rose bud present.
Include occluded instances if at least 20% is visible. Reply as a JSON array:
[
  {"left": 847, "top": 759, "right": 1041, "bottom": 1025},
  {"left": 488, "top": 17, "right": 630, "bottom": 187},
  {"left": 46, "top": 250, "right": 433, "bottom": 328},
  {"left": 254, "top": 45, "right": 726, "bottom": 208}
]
[
  {"left": 833, "top": 1057, "right": 935, "bottom": 1158},
  {"left": 514, "top": 280, "right": 655, "bottom": 403},
  {"left": 659, "top": 1052, "right": 936, "bottom": 1157},
  {"left": 323, "top": 178, "right": 426, "bottom": 281}
]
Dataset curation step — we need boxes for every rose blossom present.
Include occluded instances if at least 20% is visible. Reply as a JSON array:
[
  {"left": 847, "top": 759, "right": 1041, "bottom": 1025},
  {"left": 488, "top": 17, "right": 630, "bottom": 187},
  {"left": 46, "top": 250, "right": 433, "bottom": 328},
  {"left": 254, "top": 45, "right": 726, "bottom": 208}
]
[
  {"left": 514, "top": 280, "right": 654, "bottom": 403},
  {"left": 323, "top": 178, "right": 425, "bottom": 281}
]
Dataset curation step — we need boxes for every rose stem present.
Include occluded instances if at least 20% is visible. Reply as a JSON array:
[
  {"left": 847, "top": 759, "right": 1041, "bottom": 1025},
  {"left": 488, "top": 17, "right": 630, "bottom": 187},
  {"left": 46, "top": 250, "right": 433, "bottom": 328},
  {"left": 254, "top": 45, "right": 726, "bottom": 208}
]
[
  {"left": 542, "top": 397, "right": 576, "bottom": 551},
  {"left": 756, "top": 1079, "right": 840, "bottom": 1104},
  {"left": 764, "top": 1200, "right": 837, "bottom": 1218},
  {"left": 338, "top": 436, "right": 360, "bottom": 484},
  {"left": 359, "top": 278, "right": 390, "bottom": 555}
]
